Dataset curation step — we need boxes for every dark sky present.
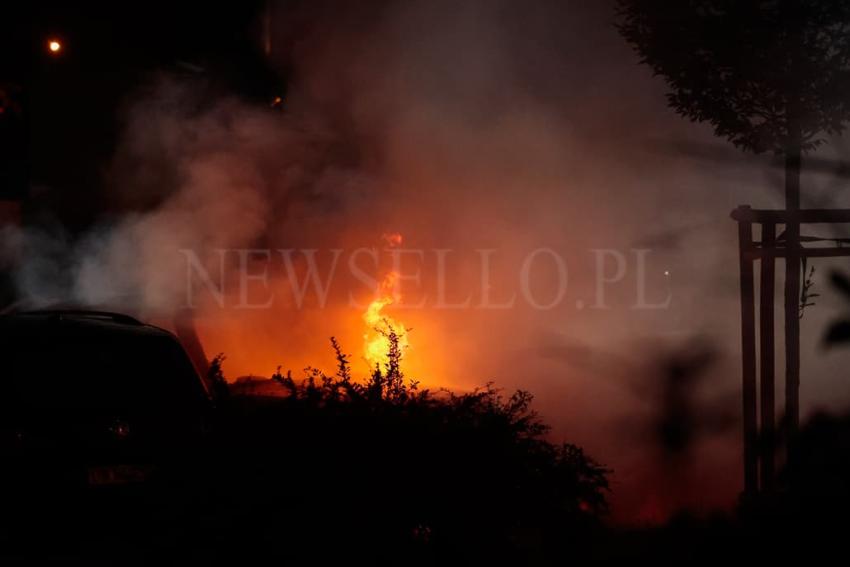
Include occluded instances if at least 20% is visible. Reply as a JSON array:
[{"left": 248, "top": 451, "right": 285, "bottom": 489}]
[{"left": 2, "top": 1, "right": 277, "bottom": 227}]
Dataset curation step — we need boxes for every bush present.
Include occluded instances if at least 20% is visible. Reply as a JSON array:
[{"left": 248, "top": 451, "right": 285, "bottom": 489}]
[{"left": 202, "top": 332, "right": 609, "bottom": 565}]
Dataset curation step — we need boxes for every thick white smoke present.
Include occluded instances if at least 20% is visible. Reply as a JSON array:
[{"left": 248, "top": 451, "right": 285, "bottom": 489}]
[{"left": 3, "top": 78, "right": 352, "bottom": 314}]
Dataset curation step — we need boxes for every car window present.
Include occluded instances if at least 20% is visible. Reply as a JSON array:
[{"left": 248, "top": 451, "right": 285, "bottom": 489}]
[{"left": 0, "top": 330, "right": 207, "bottom": 413}]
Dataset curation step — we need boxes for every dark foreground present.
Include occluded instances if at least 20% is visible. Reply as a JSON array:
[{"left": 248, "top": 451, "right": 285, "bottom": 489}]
[
  {"left": 2, "top": 388, "right": 850, "bottom": 566},
  {"left": 1, "top": 314, "right": 850, "bottom": 565}
]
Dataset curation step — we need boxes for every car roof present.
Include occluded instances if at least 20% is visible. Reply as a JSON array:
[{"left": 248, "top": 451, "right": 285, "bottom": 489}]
[{"left": 0, "top": 310, "right": 177, "bottom": 340}]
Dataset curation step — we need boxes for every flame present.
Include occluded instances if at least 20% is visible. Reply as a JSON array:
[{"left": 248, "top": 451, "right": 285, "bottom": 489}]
[{"left": 363, "top": 235, "right": 409, "bottom": 370}]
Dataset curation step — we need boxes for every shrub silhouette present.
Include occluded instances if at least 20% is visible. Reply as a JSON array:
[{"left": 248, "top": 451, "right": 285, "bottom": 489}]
[{"left": 202, "top": 332, "right": 610, "bottom": 564}]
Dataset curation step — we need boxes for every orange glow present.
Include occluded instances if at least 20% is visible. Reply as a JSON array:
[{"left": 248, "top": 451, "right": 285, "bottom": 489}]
[
  {"left": 382, "top": 232, "right": 403, "bottom": 247},
  {"left": 188, "top": 233, "right": 457, "bottom": 389},
  {"left": 47, "top": 39, "right": 62, "bottom": 54},
  {"left": 363, "top": 270, "right": 409, "bottom": 370}
]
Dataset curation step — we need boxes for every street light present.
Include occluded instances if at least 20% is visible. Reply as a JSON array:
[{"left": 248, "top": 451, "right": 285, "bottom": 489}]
[{"left": 47, "top": 39, "right": 62, "bottom": 55}]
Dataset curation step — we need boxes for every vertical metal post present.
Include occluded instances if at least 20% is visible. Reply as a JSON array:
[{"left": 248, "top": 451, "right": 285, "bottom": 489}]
[
  {"left": 760, "top": 223, "right": 776, "bottom": 492},
  {"left": 738, "top": 215, "right": 758, "bottom": 496}
]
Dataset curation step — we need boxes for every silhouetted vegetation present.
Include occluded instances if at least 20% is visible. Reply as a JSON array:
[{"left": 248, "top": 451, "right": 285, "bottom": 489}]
[
  {"left": 824, "top": 270, "right": 850, "bottom": 345},
  {"left": 617, "top": 1, "right": 850, "bottom": 157},
  {"left": 200, "top": 332, "right": 610, "bottom": 564},
  {"left": 206, "top": 352, "right": 230, "bottom": 399},
  {"left": 6, "top": 316, "right": 850, "bottom": 565}
]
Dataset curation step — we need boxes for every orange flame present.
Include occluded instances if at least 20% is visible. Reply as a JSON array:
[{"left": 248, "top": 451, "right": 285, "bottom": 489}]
[{"left": 363, "top": 235, "right": 409, "bottom": 370}]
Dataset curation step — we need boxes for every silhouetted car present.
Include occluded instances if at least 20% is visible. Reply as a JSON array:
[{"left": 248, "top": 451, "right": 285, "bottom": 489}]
[{"left": 0, "top": 310, "right": 212, "bottom": 524}]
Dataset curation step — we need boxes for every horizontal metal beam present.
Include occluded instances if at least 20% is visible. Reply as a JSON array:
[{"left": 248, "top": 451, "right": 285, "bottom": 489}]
[
  {"left": 746, "top": 246, "right": 850, "bottom": 259},
  {"left": 732, "top": 206, "right": 850, "bottom": 224}
]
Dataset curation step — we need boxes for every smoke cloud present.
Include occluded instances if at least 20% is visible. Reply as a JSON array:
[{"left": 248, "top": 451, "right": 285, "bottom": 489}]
[{"left": 7, "top": 0, "right": 850, "bottom": 521}]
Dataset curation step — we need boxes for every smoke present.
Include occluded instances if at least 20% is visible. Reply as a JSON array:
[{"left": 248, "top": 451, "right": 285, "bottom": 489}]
[
  {"left": 0, "top": 0, "right": 743, "bottom": 522},
  {"left": 4, "top": 78, "right": 350, "bottom": 313},
  {"left": 9, "top": 0, "right": 850, "bottom": 522},
  {"left": 1, "top": 224, "right": 72, "bottom": 304}
]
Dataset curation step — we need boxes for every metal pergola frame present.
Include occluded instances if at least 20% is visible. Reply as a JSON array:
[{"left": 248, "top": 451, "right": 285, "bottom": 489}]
[{"left": 732, "top": 205, "right": 850, "bottom": 496}]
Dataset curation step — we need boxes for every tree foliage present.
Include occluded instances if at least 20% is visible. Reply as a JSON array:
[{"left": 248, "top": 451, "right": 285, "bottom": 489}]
[{"left": 617, "top": 0, "right": 850, "bottom": 154}]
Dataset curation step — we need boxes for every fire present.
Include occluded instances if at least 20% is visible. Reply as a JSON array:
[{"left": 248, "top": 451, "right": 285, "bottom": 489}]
[
  {"left": 363, "top": 233, "right": 409, "bottom": 370},
  {"left": 363, "top": 271, "right": 409, "bottom": 370}
]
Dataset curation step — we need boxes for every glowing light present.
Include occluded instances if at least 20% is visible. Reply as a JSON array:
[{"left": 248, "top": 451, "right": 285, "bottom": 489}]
[
  {"left": 663, "top": 270, "right": 670, "bottom": 277},
  {"left": 47, "top": 39, "right": 62, "bottom": 54},
  {"left": 363, "top": 271, "right": 409, "bottom": 370},
  {"left": 382, "top": 232, "right": 403, "bottom": 247},
  {"left": 364, "top": 231, "right": 409, "bottom": 370}
]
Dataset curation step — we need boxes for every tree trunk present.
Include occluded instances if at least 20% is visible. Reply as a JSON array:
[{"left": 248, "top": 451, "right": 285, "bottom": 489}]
[{"left": 784, "top": 135, "right": 801, "bottom": 471}]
